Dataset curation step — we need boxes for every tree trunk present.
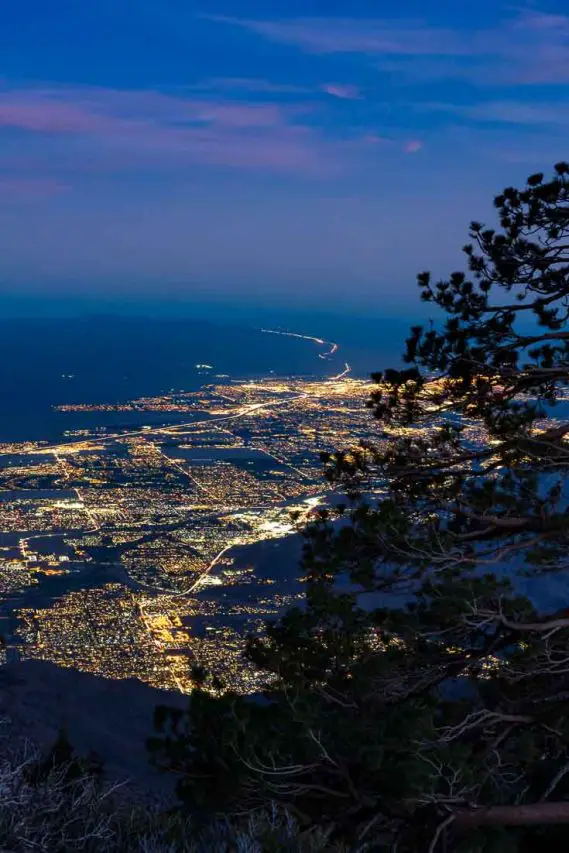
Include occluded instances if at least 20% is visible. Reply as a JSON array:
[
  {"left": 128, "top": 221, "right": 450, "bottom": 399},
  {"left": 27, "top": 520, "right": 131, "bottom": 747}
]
[{"left": 455, "top": 802, "right": 569, "bottom": 829}]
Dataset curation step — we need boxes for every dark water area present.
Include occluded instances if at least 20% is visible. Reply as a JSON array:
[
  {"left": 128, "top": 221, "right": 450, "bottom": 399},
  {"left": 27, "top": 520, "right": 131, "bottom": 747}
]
[
  {"left": 163, "top": 446, "right": 268, "bottom": 462},
  {"left": 188, "top": 534, "right": 304, "bottom": 637},
  {"left": 0, "top": 454, "right": 54, "bottom": 468},
  {"left": 0, "top": 489, "right": 77, "bottom": 501},
  {"left": 0, "top": 315, "right": 335, "bottom": 442},
  {"left": 1, "top": 559, "right": 121, "bottom": 634}
]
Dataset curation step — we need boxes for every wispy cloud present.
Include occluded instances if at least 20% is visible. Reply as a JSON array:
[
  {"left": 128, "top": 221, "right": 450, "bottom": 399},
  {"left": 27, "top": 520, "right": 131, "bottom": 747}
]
[
  {"left": 321, "top": 84, "right": 362, "bottom": 99},
  {"left": 0, "top": 85, "right": 326, "bottom": 173},
  {"left": 189, "top": 77, "right": 363, "bottom": 101},
  {"left": 423, "top": 100, "right": 569, "bottom": 127},
  {"left": 0, "top": 83, "right": 412, "bottom": 179},
  {"left": 0, "top": 87, "right": 291, "bottom": 132},
  {"left": 187, "top": 77, "right": 311, "bottom": 95},
  {"left": 207, "top": 15, "right": 468, "bottom": 57},
  {"left": 512, "top": 10, "right": 569, "bottom": 33},
  {"left": 208, "top": 10, "right": 569, "bottom": 87},
  {"left": 0, "top": 177, "right": 68, "bottom": 202}
]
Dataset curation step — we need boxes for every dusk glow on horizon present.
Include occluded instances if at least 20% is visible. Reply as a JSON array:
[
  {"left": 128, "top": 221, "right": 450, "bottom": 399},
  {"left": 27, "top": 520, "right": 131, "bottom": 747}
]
[{"left": 0, "top": 0, "right": 568, "bottom": 314}]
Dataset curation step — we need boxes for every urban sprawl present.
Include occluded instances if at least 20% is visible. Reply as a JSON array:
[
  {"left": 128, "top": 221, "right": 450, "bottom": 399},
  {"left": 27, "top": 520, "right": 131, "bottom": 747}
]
[{"left": 0, "top": 350, "right": 384, "bottom": 695}]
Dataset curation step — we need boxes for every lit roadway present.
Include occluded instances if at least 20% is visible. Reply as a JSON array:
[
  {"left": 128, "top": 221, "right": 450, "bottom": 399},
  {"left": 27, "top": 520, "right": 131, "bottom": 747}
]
[
  {"left": 7, "top": 330, "right": 351, "bottom": 690},
  {"left": 32, "top": 330, "right": 351, "bottom": 455},
  {"left": 19, "top": 450, "right": 102, "bottom": 559},
  {"left": 13, "top": 330, "right": 351, "bottom": 577},
  {"left": 37, "top": 391, "right": 307, "bottom": 454},
  {"left": 261, "top": 328, "right": 339, "bottom": 359}
]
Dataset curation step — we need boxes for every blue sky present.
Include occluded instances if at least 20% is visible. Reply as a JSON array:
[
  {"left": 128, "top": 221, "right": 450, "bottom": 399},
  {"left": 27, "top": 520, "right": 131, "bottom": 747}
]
[{"left": 0, "top": 0, "right": 568, "bottom": 317}]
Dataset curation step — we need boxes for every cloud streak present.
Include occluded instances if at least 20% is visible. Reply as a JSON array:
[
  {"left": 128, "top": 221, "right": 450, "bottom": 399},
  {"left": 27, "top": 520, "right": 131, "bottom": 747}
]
[
  {"left": 208, "top": 15, "right": 468, "bottom": 57},
  {"left": 0, "top": 82, "right": 422, "bottom": 180},
  {"left": 0, "top": 87, "right": 291, "bottom": 132},
  {"left": 209, "top": 10, "right": 569, "bottom": 87},
  {"left": 321, "top": 83, "right": 362, "bottom": 99},
  {"left": 0, "top": 85, "right": 326, "bottom": 173},
  {"left": 422, "top": 100, "right": 569, "bottom": 127},
  {"left": 0, "top": 177, "right": 67, "bottom": 201}
]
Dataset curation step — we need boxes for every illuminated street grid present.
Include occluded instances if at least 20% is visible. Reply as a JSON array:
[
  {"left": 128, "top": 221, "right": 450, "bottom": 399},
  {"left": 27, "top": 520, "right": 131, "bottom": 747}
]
[{"left": 1, "top": 362, "right": 476, "bottom": 694}]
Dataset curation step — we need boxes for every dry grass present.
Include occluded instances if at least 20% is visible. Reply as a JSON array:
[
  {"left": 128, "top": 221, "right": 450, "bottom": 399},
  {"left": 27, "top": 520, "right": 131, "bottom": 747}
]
[{"left": 0, "top": 737, "right": 353, "bottom": 852}]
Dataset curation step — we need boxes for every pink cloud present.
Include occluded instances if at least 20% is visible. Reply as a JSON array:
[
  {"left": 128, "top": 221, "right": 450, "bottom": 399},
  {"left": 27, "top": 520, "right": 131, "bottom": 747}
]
[
  {"left": 513, "top": 11, "right": 569, "bottom": 32},
  {"left": 0, "top": 86, "right": 328, "bottom": 173},
  {"left": 404, "top": 140, "right": 422, "bottom": 153},
  {"left": 208, "top": 15, "right": 471, "bottom": 56},
  {"left": 508, "top": 45, "right": 569, "bottom": 84},
  {"left": 210, "top": 11, "right": 569, "bottom": 87},
  {"left": 0, "top": 177, "right": 68, "bottom": 201},
  {"left": 194, "top": 78, "right": 363, "bottom": 101},
  {"left": 189, "top": 102, "right": 287, "bottom": 127},
  {"left": 0, "top": 88, "right": 290, "bottom": 132},
  {"left": 0, "top": 83, "right": 430, "bottom": 178},
  {"left": 0, "top": 100, "right": 117, "bottom": 134},
  {"left": 109, "top": 123, "right": 327, "bottom": 172},
  {"left": 360, "top": 133, "right": 391, "bottom": 145},
  {"left": 422, "top": 100, "right": 569, "bottom": 127},
  {"left": 192, "top": 77, "right": 311, "bottom": 95},
  {"left": 322, "top": 83, "right": 361, "bottom": 99}
]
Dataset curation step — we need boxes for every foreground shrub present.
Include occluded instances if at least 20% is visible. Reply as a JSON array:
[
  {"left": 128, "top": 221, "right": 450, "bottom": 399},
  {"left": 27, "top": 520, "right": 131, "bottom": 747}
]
[{"left": 0, "top": 734, "right": 355, "bottom": 851}]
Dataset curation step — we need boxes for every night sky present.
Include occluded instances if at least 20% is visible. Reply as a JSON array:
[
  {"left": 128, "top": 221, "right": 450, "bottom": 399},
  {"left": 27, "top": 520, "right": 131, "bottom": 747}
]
[{"left": 0, "top": 1, "right": 567, "bottom": 318}]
